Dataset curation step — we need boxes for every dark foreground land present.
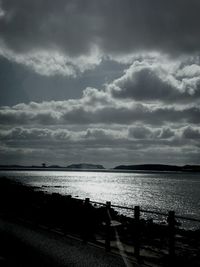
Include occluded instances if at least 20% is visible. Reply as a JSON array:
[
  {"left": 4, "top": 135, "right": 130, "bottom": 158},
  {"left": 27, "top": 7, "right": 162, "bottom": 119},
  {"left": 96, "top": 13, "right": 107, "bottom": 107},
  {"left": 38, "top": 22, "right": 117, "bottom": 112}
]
[{"left": 0, "top": 177, "right": 200, "bottom": 267}]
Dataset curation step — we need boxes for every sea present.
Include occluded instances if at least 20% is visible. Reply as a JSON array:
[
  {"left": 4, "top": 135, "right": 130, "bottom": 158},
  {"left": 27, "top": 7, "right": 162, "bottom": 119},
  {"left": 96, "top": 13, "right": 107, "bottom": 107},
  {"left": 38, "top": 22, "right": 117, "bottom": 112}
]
[{"left": 0, "top": 170, "right": 200, "bottom": 229}]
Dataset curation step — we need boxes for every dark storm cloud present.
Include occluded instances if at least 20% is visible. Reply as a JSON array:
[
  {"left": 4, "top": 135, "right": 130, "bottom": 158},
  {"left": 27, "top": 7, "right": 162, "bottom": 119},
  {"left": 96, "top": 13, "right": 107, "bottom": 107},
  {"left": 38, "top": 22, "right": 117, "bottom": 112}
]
[
  {"left": 1, "top": 0, "right": 200, "bottom": 65},
  {"left": 182, "top": 126, "right": 200, "bottom": 139}
]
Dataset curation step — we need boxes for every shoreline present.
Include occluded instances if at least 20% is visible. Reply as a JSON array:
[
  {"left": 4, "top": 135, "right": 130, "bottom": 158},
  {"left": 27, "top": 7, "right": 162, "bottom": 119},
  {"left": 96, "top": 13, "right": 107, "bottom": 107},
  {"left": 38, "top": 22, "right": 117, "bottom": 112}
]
[
  {"left": 0, "top": 176, "right": 200, "bottom": 266},
  {"left": 1, "top": 172, "right": 200, "bottom": 230},
  {"left": 1, "top": 167, "right": 200, "bottom": 174}
]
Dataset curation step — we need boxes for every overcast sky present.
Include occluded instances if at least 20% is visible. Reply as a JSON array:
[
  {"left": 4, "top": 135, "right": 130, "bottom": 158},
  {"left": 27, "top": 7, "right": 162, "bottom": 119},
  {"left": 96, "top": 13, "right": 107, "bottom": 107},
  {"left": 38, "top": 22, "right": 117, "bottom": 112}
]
[{"left": 0, "top": 0, "right": 200, "bottom": 167}]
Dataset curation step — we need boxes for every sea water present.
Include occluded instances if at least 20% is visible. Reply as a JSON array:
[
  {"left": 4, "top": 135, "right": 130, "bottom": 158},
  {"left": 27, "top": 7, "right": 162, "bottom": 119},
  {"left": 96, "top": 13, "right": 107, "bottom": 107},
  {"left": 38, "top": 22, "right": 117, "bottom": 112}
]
[{"left": 1, "top": 170, "right": 200, "bottom": 229}]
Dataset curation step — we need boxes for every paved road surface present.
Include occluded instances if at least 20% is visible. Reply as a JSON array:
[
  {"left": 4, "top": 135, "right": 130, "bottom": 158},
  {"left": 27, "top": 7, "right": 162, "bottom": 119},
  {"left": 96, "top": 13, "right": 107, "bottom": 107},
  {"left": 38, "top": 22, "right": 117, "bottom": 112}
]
[{"left": 0, "top": 217, "right": 142, "bottom": 267}]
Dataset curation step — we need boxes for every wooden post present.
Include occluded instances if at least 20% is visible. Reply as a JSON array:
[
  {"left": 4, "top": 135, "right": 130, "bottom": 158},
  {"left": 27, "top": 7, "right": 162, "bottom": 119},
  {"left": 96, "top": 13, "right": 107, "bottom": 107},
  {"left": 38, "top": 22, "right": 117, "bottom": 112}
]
[
  {"left": 105, "top": 201, "right": 111, "bottom": 251},
  {"left": 168, "top": 211, "right": 175, "bottom": 259},
  {"left": 82, "top": 198, "right": 90, "bottom": 243},
  {"left": 134, "top": 205, "right": 140, "bottom": 259},
  {"left": 85, "top": 198, "right": 90, "bottom": 204}
]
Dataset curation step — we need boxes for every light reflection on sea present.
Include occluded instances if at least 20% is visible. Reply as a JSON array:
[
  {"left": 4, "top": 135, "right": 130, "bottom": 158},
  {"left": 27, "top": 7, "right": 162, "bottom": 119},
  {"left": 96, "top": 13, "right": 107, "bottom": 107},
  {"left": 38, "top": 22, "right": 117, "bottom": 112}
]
[{"left": 0, "top": 170, "right": 200, "bottom": 229}]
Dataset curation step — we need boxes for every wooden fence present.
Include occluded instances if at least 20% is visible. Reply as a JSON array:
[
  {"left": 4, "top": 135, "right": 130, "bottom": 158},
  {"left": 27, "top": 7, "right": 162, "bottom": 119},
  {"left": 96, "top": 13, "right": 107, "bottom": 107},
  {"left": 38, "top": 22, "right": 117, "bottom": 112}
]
[{"left": 80, "top": 197, "right": 200, "bottom": 261}]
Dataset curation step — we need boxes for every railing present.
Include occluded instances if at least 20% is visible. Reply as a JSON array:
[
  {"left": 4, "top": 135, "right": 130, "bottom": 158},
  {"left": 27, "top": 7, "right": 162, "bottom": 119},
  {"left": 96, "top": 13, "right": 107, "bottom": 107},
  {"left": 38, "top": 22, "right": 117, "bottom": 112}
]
[
  {"left": 1, "top": 187, "right": 200, "bottom": 264},
  {"left": 80, "top": 197, "right": 200, "bottom": 261}
]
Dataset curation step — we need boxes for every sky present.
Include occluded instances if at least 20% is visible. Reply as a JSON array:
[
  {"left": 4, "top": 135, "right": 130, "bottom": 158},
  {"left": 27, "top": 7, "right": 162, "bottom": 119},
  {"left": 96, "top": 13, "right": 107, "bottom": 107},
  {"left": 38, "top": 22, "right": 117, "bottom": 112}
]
[{"left": 0, "top": 0, "right": 200, "bottom": 167}]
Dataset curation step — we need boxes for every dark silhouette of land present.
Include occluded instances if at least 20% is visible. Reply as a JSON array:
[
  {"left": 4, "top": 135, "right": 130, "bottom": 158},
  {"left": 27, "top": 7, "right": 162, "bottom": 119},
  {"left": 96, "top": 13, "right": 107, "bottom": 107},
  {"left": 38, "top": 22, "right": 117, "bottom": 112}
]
[
  {"left": 0, "top": 163, "right": 105, "bottom": 172},
  {"left": 1, "top": 163, "right": 200, "bottom": 173},
  {"left": 114, "top": 164, "right": 200, "bottom": 172},
  {"left": 66, "top": 163, "right": 105, "bottom": 169}
]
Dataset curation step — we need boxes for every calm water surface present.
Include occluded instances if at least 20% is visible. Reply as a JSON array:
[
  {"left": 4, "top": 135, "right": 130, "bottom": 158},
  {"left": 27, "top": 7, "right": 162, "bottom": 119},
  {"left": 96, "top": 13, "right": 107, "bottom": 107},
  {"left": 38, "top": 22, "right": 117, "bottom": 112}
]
[{"left": 1, "top": 170, "right": 200, "bottom": 227}]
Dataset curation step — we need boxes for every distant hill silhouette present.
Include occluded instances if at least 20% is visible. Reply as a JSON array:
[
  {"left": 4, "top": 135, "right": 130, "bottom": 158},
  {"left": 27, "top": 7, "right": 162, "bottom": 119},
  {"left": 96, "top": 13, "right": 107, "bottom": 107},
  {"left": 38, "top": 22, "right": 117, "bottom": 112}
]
[
  {"left": 114, "top": 164, "right": 200, "bottom": 172},
  {"left": 66, "top": 163, "right": 105, "bottom": 170},
  {"left": 1, "top": 163, "right": 200, "bottom": 172}
]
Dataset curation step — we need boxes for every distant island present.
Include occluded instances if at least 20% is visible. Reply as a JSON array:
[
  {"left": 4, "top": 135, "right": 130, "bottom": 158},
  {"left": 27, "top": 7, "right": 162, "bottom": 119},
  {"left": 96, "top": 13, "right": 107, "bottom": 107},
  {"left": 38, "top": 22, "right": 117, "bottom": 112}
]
[
  {"left": 66, "top": 163, "right": 105, "bottom": 170},
  {"left": 0, "top": 163, "right": 200, "bottom": 172},
  {"left": 0, "top": 163, "right": 105, "bottom": 171},
  {"left": 114, "top": 164, "right": 200, "bottom": 172}
]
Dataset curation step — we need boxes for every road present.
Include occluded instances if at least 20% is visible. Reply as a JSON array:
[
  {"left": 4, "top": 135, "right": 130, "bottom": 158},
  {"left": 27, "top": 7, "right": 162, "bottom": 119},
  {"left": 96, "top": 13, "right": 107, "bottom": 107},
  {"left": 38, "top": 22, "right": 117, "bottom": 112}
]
[{"left": 0, "top": 217, "right": 142, "bottom": 267}]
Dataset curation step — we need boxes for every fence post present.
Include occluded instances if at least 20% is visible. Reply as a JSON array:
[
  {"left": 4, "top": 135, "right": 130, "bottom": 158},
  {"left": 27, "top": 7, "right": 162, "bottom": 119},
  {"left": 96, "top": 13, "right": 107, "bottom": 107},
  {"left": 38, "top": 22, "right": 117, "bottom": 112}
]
[
  {"left": 85, "top": 198, "right": 90, "bottom": 204},
  {"left": 82, "top": 198, "right": 90, "bottom": 243},
  {"left": 134, "top": 205, "right": 140, "bottom": 259},
  {"left": 105, "top": 201, "right": 111, "bottom": 252},
  {"left": 168, "top": 211, "right": 175, "bottom": 259}
]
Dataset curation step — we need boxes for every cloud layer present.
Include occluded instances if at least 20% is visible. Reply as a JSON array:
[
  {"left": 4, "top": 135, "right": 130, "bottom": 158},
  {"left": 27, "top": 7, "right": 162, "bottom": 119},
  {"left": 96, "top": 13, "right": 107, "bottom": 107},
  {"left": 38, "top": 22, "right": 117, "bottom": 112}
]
[
  {"left": 0, "top": 0, "right": 200, "bottom": 166},
  {"left": 1, "top": 0, "right": 200, "bottom": 76},
  {"left": 109, "top": 58, "right": 200, "bottom": 103},
  {"left": 0, "top": 67, "right": 200, "bottom": 166}
]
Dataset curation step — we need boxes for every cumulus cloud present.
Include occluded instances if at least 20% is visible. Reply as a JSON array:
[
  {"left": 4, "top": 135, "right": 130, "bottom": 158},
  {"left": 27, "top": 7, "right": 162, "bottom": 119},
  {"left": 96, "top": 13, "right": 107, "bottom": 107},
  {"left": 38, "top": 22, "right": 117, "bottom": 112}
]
[
  {"left": 85, "top": 128, "right": 125, "bottom": 140},
  {"left": 0, "top": 89, "right": 200, "bottom": 166},
  {"left": 0, "top": 66, "right": 200, "bottom": 166},
  {"left": 1, "top": 96, "right": 200, "bottom": 126},
  {"left": 0, "top": 45, "right": 102, "bottom": 77},
  {"left": 1, "top": 1, "right": 200, "bottom": 166},
  {"left": 128, "top": 125, "right": 177, "bottom": 140},
  {"left": 176, "top": 64, "right": 200, "bottom": 78},
  {"left": 0, "top": 127, "right": 71, "bottom": 141},
  {"left": 1, "top": 0, "right": 200, "bottom": 76},
  {"left": 128, "top": 125, "right": 154, "bottom": 139},
  {"left": 109, "top": 58, "right": 200, "bottom": 103},
  {"left": 1, "top": 124, "right": 199, "bottom": 166}
]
